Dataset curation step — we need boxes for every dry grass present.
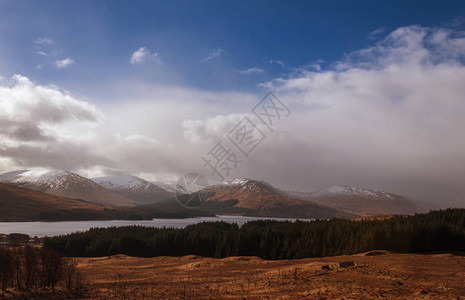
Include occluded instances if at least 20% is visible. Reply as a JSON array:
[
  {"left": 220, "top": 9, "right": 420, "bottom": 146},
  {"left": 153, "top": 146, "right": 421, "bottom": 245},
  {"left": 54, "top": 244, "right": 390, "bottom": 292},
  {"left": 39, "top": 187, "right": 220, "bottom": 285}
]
[{"left": 77, "top": 251, "right": 465, "bottom": 299}]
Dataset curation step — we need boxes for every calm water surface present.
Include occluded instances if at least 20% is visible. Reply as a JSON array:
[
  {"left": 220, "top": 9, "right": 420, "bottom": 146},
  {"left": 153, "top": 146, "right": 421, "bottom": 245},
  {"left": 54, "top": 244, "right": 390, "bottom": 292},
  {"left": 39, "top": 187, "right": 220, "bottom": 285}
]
[{"left": 0, "top": 215, "right": 311, "bottom": 237}]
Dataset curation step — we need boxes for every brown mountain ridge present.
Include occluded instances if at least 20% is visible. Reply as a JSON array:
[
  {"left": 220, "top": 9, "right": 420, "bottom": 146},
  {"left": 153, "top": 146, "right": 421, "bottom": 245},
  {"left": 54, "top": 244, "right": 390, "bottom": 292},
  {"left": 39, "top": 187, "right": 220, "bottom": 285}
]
[
  {"left": 0, "top": 182, "right": 107, "bottom": 221},
  {"left": 155, "top": 179, "right": 357, "bottom": 219}
]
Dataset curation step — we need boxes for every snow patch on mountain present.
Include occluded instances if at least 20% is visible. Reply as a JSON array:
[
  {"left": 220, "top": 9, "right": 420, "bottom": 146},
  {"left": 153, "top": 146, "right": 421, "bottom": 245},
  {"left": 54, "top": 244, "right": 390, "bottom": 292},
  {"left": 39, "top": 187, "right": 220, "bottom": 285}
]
[
  {"left": 92, "top": 175, "right": 154, "bottom": 191},
  {"left": 219, "top": 178, "right": 276, "bottom": 193},
  {"left": 0, "top": 169, "right": 99, "bottom": 191},
  {"left": 152, "top": 181, "right": 183, "bottom": 194},
  {"left": 280, "top": 189, "right": 312, "bottom": 199},
  {"left": 222, "top": 178, "right": 253, "bottom": 186},
  {"left": 315, "top": 185, "right": 394, "bottom": 199},
  {"left": 92, "top": 175, "right": 181, "bottom": 196}
]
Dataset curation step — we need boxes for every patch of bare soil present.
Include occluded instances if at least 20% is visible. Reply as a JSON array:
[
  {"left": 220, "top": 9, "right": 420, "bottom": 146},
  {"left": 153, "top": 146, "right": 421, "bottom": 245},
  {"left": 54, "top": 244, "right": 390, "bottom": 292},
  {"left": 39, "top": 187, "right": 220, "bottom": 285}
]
[{"left": 77, "top": 252, "right": 465, "bottom": 299}]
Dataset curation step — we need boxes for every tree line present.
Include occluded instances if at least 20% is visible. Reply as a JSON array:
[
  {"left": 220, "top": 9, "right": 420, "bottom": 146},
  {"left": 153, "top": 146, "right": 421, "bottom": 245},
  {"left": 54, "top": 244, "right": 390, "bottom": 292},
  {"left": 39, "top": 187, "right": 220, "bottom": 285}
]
[
  {"left": 36, "top": 206, "right": 214, "bottom": 222},
  {"left": 44, "top": 209, "right": 465, "bottom": 259}
]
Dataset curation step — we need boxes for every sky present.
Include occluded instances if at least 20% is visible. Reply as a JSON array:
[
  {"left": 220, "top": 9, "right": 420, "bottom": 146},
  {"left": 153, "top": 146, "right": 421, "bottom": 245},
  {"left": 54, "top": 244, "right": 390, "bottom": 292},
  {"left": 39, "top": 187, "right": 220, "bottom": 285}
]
[{"left": 1, "top": 1, "right": 465, "bottom": 205}]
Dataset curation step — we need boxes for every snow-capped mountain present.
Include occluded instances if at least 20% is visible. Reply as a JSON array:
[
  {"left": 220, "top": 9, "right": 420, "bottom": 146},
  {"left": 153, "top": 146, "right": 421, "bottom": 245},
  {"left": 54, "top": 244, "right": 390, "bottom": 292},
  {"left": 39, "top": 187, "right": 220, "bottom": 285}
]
[
  {"left": 0, "top": 169, "right": 135, "bottom": 207},
  {"left": 152, "top": 181, "right": 185, "bottom": 194},
  {"left": 313, "top": 186, "right": 395, "bottom": 199},
  {"left": 207, "top": 179, "right": 418, "bottom": 217},
  {"left": 220, "top": 178, "right": 276, "bottom": 193},
  {"left": 0, "top": 169, "right": 420, "bottom": 216},
  {"left": 155, "top": 178, "right": 352, "bottom": 219},
  {"left": 93, "top": 175, "right": 154, "bottom": 191},
  {"left": 0, "top": 169, "right": 75, "bottom": 188},
  {"left": 280, "top": 185, "right": 418, "bottom": 216},
  {"left": 92, "top": 175, "right": 175, "bottom": 204}
]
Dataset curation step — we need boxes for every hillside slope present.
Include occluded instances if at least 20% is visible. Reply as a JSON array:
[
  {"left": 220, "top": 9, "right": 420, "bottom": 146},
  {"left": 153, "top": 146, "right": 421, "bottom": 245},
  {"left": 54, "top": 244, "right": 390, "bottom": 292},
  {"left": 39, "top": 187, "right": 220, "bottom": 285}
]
[
  {"left": 285, "top": 186, "right": 418, "bottom": 216},
  {"left": 0, "top": 170, "right": 135, "bottom": 207},
  {"left": 0, "top": 182, "right": 108, "bottom": 221}
]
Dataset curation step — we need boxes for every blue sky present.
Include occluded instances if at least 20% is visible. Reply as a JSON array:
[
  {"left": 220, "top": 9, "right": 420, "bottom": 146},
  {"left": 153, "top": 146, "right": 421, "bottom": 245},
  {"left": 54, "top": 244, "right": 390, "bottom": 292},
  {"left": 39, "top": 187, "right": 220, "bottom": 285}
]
[
  {"left": 2, "top": 1, "right": 465, "bottom": 204},
  {"left": 2, "top": 0, "right": 465, "bottom": 96}
]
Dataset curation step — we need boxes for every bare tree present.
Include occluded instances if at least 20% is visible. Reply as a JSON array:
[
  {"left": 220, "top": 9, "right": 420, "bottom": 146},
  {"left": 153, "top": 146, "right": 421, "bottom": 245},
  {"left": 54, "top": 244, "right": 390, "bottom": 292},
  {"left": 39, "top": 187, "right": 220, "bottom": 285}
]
[
  {"left": 23, "top": 245, "right": 39, "bottom": 290},
  {"left": 0, "top": 245, "right": 89, "bottom": 296},
  {"left": 62, "top": 258, "right": 77, "bottom": 291},
  {"left": 40, "top": 248, "right": 63, "bottom": 289},
  {"left": 0, "top": 247, "right": 13, "bottom": 292},
  {"left": 12, "top": 247, "right": 23, "bottom": 289},
  {"left": 62, "top": 257, "right": 87, "bottom": 295}
]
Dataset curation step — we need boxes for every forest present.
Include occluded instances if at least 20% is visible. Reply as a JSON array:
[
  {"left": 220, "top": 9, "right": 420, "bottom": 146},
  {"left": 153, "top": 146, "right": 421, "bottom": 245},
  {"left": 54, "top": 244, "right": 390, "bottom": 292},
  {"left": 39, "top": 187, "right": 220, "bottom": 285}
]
[{"left": 44, "top": 209, "right": 465, "bottom": 259}]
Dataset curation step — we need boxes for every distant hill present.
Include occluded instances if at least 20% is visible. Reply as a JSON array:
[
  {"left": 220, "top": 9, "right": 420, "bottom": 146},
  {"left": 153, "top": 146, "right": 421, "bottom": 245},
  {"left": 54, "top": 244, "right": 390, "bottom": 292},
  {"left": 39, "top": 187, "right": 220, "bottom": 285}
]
[
  {"left": 281, "top": 185, "right": 418, "bottom": 216},
  {"left": 0, "top": 182, "right": 108, "bottom": 221},
  {"left": 154, "top": 179, "right": 355, "bottom": 219},
  {"left": 92, "top": 175, "right": 174, "bottom": 205},
  {"left": 154, "top": 179, "right": 420, "bottom": 218},
  {"left": 0, "top": 182, "right": 213, "bottom": 222},
  {"left": 0, "top": 169, "right": 135, "bottom": 207}
]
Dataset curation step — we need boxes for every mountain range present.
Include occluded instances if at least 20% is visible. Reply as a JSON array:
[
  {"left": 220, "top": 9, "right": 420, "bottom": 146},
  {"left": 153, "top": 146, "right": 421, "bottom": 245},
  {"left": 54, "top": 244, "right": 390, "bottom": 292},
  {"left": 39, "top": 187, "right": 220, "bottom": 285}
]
[
  {"left": 91, "top": 175, "right": 175, "bottom": 204},
  {"left": 152, "top": 178, "right": 418, "bottom": 218},
  {"left": 0, "top": 169, "right": 420, "bottom": 220},
  {"left": 0, "top": 180, "right": 212, "bottom": 222},
  {"left": 280, "top": 185, "right": 418, "bottom": 216},
  {"left": 178, "top": 178, "right": 353, "bottom": 219}
]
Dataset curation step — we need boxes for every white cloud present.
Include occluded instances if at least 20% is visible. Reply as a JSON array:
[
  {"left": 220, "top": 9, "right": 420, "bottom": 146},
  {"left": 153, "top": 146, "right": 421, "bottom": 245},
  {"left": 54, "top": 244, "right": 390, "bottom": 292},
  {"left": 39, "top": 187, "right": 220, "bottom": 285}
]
[
  {"left": 130, "top": 47, "right": 162, "bottom": 65},
  {"left": 35, "top": 37, "right": 53, "bottom": 45},
  {"left": 203, "top": 47, "right": 223, "bottom": 62},
  {"left": 37, "top": 51, "right": 56, "bottom": 57},
  {"left": 0, "top": 76, "right": 257, "bottom": 178},
  {"left": 182, "top": 113, "right": 257, "bottom": 143},
  {"left": 367, "top": 28, "right": 387, "bottom": 40},
  {"left": 236, "top": 67, "right": 265, "bottom": 74},
  {"left": 0, "top": 75, "right": 106, "bottom": 169},
  {"left": 55, "top": 58, "right": 75, "bottom": 68},
  {"left": 0, "top": 75, "right": 99, "bottom": 125},
  {"left": 269, "top": 60, "right": 285, "bottom": 66}
]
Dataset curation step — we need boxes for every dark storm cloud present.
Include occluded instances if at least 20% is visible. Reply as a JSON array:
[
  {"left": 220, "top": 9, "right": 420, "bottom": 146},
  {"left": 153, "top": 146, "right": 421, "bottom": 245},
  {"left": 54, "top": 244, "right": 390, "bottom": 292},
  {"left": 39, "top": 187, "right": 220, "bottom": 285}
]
[{"left": 0, "top": 118, "right": 52, "bottom": 142}]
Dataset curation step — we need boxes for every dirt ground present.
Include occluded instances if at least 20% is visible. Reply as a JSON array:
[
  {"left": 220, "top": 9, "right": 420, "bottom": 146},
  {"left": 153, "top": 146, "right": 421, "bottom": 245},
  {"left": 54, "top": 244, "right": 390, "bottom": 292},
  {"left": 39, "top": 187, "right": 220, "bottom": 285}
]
[{"left": 77, "top": 251, "right": 465, "bottom": 299}]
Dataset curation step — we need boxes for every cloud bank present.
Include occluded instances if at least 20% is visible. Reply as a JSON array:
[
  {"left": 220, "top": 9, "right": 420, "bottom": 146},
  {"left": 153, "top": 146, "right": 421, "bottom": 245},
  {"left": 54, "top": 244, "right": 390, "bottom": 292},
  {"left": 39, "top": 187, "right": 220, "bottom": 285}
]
[
  {"left": 1, "top": 25, "right": 465, "bottom": 206},
  {"left": 259, "top": 25, "right": 465, "bottom": 203}
]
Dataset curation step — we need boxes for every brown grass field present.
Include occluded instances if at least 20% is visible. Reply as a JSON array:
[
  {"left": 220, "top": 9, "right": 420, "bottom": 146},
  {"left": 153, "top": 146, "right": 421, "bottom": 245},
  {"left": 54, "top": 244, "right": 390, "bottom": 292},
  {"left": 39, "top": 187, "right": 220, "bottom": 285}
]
[{"left": 76, "top": 251, "right": 465, "bottom": 299}]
